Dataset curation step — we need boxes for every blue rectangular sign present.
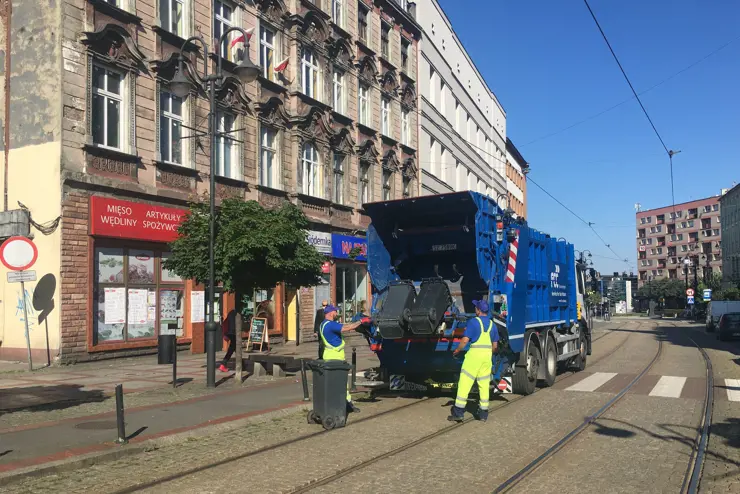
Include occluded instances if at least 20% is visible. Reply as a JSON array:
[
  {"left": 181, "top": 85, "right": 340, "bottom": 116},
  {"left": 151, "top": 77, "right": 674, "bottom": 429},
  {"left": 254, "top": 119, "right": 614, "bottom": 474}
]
[
  {"left": 549, "top": 261, "right": 568, "bottom": 306},
  {"left": 331, "top": 234, "right": 367, "bottom": 261}
]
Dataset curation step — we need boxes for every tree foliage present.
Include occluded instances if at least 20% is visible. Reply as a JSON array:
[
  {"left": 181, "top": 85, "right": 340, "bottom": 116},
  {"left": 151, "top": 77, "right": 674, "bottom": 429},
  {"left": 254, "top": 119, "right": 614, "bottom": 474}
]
[
  {"left": 586, "top": 290, "right": 601, "bottom": 307},
  {"left": 636, "top": 278, "right": 685, "bottom": 301},
  {"left": 163, "top": 199, "right": 325, "bottom": 294}
]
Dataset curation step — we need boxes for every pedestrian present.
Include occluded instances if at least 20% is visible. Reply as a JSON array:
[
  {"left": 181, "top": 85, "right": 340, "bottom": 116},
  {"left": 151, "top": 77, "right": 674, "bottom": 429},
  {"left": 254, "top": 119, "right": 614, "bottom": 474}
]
[
  {"left": 448, "top": 299, "right": 498, "bottom": 423},
  {"left": 314, "top": 300, "right": 328, "bottom": 359},
  {"left": 218, "top": 309, "right": 237, "bottom": 373},
  {"left": 319, "top": 304, "right": 367, "bottom": 413}
]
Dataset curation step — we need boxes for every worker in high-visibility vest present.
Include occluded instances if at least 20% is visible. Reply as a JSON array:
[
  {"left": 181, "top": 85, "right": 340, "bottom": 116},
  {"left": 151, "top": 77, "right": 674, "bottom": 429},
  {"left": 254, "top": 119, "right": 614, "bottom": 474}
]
[
  {"left": 319, "top": 304, "right": 367, "bottom": 413},
  {"left": 448, "top": 300, "right": 499, "bottom": 423}
]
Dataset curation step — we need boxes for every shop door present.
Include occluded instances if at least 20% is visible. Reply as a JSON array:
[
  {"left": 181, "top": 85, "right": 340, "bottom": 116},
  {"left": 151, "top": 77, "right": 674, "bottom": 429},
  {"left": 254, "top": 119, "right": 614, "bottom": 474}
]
[{"left": 285, "top": 288, "right": 297, "bottom": 342}]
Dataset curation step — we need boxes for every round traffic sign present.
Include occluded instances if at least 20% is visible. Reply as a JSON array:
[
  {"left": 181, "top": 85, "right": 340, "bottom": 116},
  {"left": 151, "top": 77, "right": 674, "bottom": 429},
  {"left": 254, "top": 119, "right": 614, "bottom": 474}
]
[
  {"left": 686, "top": 288, "right": 695, "bottom": 297},
  {"left": 0, "top": 236, "right": 38, "bottom": 271}
]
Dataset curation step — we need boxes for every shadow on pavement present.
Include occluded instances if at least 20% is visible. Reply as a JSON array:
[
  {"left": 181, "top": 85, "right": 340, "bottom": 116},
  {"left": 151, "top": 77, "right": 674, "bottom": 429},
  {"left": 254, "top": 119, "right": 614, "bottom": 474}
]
[{"left": 0, "top": 384, "right": 108, "bottom": 416}]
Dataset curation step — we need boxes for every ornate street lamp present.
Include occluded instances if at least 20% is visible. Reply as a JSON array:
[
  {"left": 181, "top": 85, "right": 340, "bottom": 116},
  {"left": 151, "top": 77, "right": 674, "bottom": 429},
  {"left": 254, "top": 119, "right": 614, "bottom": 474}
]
[{"left": 170, "top": 28, "right": 260, "bottom": 388}]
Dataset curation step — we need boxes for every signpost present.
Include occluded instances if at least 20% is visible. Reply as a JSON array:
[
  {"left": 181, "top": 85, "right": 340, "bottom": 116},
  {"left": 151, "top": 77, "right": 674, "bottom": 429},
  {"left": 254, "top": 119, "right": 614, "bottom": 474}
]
[
  {"left": 687, "top": 296, "right": 695, "bottom": 305},
  {"left": 0, "top": 236, "right": 39, "bottom": 370},
  {"left": 703, "top": 289, "right": 712, "bottom": 302}
]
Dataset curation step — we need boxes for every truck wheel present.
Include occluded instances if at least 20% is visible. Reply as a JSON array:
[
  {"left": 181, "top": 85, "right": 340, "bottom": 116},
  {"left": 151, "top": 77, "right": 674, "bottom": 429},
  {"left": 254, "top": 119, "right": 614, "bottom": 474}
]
[
  {"left": 573, "top": 332, "right": 587, "bottom": 372},
  {"left": 513, "top": 339, "right": 539, "bottom": 396},
  {"left": 540, "top": 338, "right": 557, "bottom": 388}
]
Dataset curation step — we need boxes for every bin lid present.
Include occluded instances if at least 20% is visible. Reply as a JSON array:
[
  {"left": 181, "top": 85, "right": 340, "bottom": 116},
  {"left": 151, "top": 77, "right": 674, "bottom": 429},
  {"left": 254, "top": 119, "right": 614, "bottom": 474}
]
[{"left": 308, "top": 359, "right": 351, "bottom": 371}]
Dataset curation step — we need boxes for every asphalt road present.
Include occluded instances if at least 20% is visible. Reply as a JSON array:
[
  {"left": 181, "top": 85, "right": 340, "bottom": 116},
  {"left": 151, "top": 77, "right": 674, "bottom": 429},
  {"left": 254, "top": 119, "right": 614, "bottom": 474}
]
[{"left": 5, "top": 318, "right": 739, "bottom": 494}]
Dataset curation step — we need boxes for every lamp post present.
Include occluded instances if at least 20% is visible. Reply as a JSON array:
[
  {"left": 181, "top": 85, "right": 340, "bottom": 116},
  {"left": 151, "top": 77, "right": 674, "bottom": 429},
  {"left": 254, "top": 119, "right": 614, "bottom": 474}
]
[{"left": 170, "top": 29, "right": 260, "bottom": 388}]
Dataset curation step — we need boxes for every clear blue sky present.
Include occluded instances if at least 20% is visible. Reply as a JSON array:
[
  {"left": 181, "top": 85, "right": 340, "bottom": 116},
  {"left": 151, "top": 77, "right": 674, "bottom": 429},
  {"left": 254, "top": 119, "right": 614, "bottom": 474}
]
[{"left": 438, "top": 0, "right": 739, "bottom": 275}]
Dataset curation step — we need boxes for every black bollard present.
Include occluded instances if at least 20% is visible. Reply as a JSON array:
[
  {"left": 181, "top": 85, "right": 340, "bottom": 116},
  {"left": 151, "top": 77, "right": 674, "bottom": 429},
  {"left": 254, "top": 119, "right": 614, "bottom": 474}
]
[
  {"left": 351, "top": 347, "right": 357, "bottom": 392},
  {"left": 300, "top": 359, "right": 310, "bottom": 401},
  {"left": 115, "top": 384, "right": 127, "bottom": 444},
  {"left": 172, "top": 340, "right": 178, "bottom": 388}
]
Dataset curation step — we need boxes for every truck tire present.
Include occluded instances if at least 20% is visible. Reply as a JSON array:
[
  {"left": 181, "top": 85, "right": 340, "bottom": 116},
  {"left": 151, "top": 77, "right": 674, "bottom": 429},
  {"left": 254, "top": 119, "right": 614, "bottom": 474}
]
[
  {"left": 573, "top": 332, "right": 587, "bottom": 372},
  {"left": 513, "top": 337, "right": 539, "bottom": 396},
  {"left": 540, "top": 337, "right": 557, "bottom": 388}
]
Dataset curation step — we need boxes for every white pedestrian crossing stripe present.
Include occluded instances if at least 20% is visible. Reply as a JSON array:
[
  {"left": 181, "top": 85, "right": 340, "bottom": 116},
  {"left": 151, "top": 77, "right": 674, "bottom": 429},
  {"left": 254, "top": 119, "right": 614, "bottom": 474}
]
[
  {"left": 566, "top": 372, "right": 617, "bottom": 392},
  {"left": 726, "top": 379, "right": 740, "bottom": 402},
  {"left": 649, "top": 376, "right": 687, "bottom": 398}
]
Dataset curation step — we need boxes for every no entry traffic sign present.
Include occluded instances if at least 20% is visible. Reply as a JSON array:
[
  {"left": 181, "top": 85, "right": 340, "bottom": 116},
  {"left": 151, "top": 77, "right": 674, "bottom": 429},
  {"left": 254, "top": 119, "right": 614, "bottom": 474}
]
[{"left": 0, "top": 236, "right": 38, "bottom": 271}]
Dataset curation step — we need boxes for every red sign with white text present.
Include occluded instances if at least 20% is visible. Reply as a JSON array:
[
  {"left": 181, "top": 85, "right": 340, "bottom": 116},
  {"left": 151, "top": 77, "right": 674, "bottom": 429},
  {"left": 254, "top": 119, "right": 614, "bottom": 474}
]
[{"left": 89, "top": 196, "right": 188, "bottom": 243}]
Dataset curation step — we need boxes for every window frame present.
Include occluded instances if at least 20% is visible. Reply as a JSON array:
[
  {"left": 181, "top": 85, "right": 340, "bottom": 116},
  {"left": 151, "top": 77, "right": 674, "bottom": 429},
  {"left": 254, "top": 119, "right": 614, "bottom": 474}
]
[
  {"left": 359, "top": 162, "right": 371, "bottom": 205},
  {"left": 332, "top": 0, "right": 344, "bottom": 28},
  {"left": 333, "top": 153, "right": 345, "bottom": 204},
  {"left": 401, "top": 109, "right": 410, "bottom": 145},
  {"left": 301, "top": 47, "right": 320, "bottom": 100},
  {"left": 358, "top": 3, "right": 369, "bottom": 43},
  {"left": 381, "top": 21, "right": 390, "bottom": 60},
  {"left": 160, "top": 0, "right": 189, "bottom": 38},
  {"left": 158, "top": 89, "right": 188, "bottom": 167},
  {"left": 91, "top": 63, "right": 127, "bottom": 151},
  {"left": 260, "top": 24, "right": 277, "bottom": 81},
  {"left": 301, "top": 142, "right": 322, "bottom": 198},
  {"left": 381, "top": 96, "right": 390, "bottom": 136},
  {"left": 358, "top": 83, "right": 369, "bottom": 126},
  {"left": 333, "top": 68, "right": 345, "bottom": 114},
  {"left": 215, "top": 110, "right": 240, "bottom": 180},
  {"left": 213, "top": 0, "right": 236, "bottom": 61},
  {"left": 382, "top": 169, "right": 393, "bottom": 201},
  {"left": 259, "top": 125, "right": 280, "bottom": 189},
  {"left": 401, "top": 37, "right": 410, "bottom": 72}
]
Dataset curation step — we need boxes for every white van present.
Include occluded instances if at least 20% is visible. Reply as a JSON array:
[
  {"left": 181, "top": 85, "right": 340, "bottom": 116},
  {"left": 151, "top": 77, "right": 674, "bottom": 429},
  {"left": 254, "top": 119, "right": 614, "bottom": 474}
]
[{"left": 706, "top": 300, "right": 740, "bottom": 332}]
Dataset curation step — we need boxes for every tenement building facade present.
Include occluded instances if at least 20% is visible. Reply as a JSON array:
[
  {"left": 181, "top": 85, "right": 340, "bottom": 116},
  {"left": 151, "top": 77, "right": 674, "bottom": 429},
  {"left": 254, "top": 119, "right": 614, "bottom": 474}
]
[{"left": 0, "top": 0, "right": 420, "bottom": 362}]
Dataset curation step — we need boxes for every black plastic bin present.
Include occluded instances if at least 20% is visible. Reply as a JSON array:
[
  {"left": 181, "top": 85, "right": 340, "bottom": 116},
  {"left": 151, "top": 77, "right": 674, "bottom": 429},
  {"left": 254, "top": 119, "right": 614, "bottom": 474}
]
[
  {"left": 306, "top": 359, "right": 351, "bottom": 430},
  {"left": 157, "top": 334, "right": 176, "bottom": 364}
]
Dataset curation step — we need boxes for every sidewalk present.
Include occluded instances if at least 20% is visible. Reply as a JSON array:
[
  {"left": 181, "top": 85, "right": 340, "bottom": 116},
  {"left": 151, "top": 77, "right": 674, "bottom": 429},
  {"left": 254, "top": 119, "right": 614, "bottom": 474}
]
[{"left": 0, "top": 334, "right": 378, "bottom": 478}]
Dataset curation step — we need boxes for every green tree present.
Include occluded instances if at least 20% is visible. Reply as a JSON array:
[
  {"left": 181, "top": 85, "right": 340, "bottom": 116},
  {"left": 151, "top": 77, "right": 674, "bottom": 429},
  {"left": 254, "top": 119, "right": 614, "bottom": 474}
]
[
  {"left": 164, "top": 198, "right": 325, "bottom": 382},
  {"left": 637, "top": 278, "right": 685, "bottom": 302},
  {"left": 586, "top": 290, "right": 601, "bottom": 308}
]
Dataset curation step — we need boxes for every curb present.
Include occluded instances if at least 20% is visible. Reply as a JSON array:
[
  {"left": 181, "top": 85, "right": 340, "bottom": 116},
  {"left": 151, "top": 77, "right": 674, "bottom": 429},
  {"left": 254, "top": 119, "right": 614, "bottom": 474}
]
[{"left": 0, "top": 401, "right": 311, "bottom": 487}]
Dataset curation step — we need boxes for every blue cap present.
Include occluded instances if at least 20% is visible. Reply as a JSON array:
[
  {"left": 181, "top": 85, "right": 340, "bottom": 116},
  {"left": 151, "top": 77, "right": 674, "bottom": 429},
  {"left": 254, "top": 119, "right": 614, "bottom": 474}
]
[
  {"left": 324, "top": 304, "right": 339, "bottom": 314},
  {"left": 472, "top": 300, "right": 489, "bottom": 313}
]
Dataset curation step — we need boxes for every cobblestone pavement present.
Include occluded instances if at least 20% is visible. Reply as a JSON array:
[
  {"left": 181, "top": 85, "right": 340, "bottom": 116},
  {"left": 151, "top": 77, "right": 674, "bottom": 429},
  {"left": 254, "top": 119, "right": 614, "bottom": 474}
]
[{"left": 6, "top": 319, "right": 736, "bottom": 493}]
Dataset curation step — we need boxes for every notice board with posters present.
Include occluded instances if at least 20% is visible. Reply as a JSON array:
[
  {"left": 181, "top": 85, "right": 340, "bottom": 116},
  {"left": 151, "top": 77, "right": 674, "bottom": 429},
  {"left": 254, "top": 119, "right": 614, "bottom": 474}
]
[{"left": 247, "top": 317, "right": 268, "bottom": 352}]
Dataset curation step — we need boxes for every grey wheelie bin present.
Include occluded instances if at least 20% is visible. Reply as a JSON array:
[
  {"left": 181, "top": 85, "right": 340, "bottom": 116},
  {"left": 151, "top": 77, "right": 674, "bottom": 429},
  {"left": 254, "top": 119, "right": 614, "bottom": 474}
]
[{"left": 306, "top": 359, "right": 351, "bottom": 430}]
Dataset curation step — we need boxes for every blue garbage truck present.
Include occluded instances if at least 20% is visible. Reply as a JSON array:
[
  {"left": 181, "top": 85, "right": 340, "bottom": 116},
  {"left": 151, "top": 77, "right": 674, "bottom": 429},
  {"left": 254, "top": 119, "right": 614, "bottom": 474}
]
[{"left": 358, "top": 191, "right": 591, "bottom": 396}]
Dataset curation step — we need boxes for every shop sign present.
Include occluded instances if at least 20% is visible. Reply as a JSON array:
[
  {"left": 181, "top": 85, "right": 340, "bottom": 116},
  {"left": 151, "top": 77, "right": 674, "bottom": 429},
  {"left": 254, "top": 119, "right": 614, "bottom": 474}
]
[
  {"left": 307, "top": 230, "right": 332, "bottom": 255},
  {"left": 321, "top": 261, "right": 331, "bottom": 274},
  {"left": 90, "top": 196, "right": 188, "bottom": 242},
  {"left": 331, "top": 234, "right": 367, "bottom": 262}
]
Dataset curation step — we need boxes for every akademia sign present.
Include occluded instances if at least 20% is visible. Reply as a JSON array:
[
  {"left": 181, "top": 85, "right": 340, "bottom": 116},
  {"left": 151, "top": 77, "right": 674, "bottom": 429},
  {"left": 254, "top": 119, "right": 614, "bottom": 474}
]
[{"left": 90, "top": 196, "right": 187, "bottom": 242}]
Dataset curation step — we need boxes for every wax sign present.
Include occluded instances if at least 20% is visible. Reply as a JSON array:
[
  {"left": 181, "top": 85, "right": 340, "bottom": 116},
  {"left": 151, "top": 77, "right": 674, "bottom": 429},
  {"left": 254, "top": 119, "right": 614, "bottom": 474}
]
[
  {"left": 90, "top": 196, "right": 188, "bottom": 242},
  {"left": 0, "top": 236, "right": 38, "bottom": 271}
]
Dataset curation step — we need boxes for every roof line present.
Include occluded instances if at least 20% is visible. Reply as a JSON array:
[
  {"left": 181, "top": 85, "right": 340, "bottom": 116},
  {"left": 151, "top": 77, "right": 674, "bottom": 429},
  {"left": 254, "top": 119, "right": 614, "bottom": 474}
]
[{"left": 635, "top": 195, "right": 721, "bottom": 214}]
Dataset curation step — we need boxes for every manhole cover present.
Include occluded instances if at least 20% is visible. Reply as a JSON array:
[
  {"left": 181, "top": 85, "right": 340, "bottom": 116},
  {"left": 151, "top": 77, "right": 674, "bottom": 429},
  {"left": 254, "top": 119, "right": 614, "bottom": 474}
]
[{"left": 74, "top": 420, "right": 120, "bottom": 430}]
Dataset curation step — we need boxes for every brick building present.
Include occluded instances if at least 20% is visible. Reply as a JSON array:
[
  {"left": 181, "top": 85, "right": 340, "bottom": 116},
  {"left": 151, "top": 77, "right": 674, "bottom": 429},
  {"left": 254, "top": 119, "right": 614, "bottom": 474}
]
[
  {"left": 0, "top": 0, "right": 420, "bottom": 362},
  {"left": 636, "top": 195, "right": 723, "bottom": 288}
]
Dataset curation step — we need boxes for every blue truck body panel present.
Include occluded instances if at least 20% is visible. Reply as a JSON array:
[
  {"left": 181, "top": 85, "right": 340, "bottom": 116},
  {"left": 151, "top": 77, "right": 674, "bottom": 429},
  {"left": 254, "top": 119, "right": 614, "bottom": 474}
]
[{"left": 363, "top": 191, "right": 578, "bottom": 383}]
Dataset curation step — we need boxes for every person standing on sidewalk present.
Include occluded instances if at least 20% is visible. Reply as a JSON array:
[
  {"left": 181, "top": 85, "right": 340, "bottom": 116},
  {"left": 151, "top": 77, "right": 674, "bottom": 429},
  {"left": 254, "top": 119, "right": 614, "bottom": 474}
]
[
  {"left": 219, "top": 309, "right": 237, "bottom": 373},
  {"left": 448, "top": 300, "right": 498, "bottom": 423},
  {"left": 314, "top": 300, "right": 328, "bottom": 359},
  {"left": 319, "top": 304, "right": 366, "bottom": 413}
]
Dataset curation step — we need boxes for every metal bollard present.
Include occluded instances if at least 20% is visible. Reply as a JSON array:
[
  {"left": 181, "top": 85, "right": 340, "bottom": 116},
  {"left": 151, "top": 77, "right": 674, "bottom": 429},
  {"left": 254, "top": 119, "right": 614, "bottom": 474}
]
[
  {"left": 115, "top": 384, "right": 127, "bottom": 444},
  {"left": 300, "top": 359, "right": 310, "bottom": 401},
  {"left": 350, "top": 347, "right": 357, "bottom": 392},
  {"left": 172, "top": 340, "right": 178, "bottom": 388}
]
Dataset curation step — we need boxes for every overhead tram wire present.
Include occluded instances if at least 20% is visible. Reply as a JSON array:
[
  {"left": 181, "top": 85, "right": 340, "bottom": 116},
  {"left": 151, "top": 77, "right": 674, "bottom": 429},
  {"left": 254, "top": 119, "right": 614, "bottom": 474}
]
[{"left": 582, "top": 0, "right": 680, "bottom": 220}]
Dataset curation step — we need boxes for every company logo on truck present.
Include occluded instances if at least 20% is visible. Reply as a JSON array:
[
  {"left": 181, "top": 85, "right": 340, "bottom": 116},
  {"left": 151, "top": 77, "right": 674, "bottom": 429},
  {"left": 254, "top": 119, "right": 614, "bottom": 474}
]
[{"left": 550, "top": 263, "right": 568, "bottom": 306}]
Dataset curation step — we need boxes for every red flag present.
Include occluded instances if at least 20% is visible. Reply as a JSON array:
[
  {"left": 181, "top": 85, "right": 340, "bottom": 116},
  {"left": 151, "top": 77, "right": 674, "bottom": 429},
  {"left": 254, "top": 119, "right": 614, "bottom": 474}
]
[
  {"left": 274, "top": 57, "right": 289, "bottom": 72},
  {"left": 230, "top": 27, "right": 254, "bottom": 48}
]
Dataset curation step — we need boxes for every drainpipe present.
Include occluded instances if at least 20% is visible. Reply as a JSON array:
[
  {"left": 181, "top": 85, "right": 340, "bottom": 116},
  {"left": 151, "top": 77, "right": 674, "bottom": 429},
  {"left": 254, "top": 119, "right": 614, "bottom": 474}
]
[{"left": 3, "top": 0, "right": 11, "bottom": 211}]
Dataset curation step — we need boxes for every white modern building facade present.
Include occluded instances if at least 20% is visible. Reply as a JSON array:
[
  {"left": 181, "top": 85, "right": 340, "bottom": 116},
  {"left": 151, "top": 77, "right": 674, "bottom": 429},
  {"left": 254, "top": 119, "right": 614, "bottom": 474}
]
[{"left": 415, "top": 0, "right": 507, "bottom": 198}]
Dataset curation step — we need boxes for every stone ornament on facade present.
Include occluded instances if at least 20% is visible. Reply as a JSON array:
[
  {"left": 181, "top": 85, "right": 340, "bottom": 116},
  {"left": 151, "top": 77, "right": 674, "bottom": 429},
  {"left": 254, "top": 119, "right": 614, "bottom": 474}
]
[
  {"left": 82, "top": 24, "right": 148, "bottom": 73},
  {"left": 255, "top": 0, "right": 290, "bottom": 24},
  {"left": 258, "top": 97, "right": 292, "bottom": 130},
  {"left": 216, "top": 77, "right": 254, "bottom": 116},
  {"left": 357, "top": 55, "right": 379, "bottom": 85},
  {"left": 380, "top": 69, "right": 400, "bottom": 96}
]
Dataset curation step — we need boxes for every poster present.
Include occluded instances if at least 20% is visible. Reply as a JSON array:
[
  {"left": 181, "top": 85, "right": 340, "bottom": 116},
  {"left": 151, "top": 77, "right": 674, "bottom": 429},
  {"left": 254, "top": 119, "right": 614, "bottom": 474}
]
[
  {"left": 191, "top": 290, "right": 204, "bottom": 323},
  {"left": 148, "top": 291, "right": 157, "bottom": 306},
  {"left": 104, "top": 287, "right": 126, "bottom": 324},
  {"left": 160, "top": 290, "right": 180, "bottom": 321},
  {"left": 147, "top": 306, "right": 157, "bottom": 322},
  {"left": 128, "top": 289, "right": 149, "bottom": 325}
]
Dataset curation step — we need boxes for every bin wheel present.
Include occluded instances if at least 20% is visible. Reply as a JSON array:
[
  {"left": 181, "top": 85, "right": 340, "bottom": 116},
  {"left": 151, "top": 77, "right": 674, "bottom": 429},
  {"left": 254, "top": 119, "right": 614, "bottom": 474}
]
[
  {"left": 322, "top": 416, "right": 336, "bottom": 430},
  {"left": 307, "top": 410, "right": 320, "bottom": 424}
]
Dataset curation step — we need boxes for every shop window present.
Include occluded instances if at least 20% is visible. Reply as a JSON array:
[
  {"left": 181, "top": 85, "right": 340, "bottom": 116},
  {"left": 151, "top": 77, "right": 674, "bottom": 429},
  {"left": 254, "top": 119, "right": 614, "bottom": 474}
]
[
  {"left": 253, "top": 289, "right": 276, "bottom": 332},
  {"left": 94, "top": 247, "right": 184, "bottom": 344},
  {"left": 335, "top": 263, "right": 368, "bottom": 323}
]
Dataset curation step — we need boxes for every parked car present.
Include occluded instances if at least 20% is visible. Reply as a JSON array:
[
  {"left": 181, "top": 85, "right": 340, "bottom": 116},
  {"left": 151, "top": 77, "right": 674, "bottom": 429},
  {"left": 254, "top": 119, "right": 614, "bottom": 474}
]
[
  {"left": 717, "top": 312, "right": 740, "bottom": 341},
  {"left": 706, "top": 301, "right": 740, "bottom": 332}
]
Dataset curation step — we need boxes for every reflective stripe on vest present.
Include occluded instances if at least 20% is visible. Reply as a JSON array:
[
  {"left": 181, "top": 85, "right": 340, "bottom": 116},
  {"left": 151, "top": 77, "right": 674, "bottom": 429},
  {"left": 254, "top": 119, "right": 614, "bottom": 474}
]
[
  {"left": 467, "top": 317, "right": 493, "bottom": 352},
  {"left": 320, "top": 320, "right": 345, "bottom": 351}
]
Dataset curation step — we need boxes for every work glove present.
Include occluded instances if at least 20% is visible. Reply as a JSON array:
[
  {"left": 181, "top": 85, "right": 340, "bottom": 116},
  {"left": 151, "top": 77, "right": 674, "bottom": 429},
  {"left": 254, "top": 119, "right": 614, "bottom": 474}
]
[{"left": 360, "top": 317, "right": 373, "bottom": 325}]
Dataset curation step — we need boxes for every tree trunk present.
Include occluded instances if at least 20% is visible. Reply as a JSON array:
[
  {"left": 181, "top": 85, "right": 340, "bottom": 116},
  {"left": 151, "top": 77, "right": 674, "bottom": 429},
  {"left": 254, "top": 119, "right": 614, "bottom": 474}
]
[{"left": 235, "top": 313, "right": 243, "bottom": 385}]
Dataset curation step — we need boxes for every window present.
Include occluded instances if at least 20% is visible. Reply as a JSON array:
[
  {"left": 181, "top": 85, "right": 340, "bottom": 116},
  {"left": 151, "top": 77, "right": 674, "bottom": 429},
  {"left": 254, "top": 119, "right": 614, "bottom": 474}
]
[
  {"left": 92, "top": 65, "right": 125, "bottom": 150},
  {"left": 401, "top": 110, "right": 410, "bottom": 145},
  {"left": 381, "top": 96, "right": 390, "bottom": 135},
  {"left": 704, "top": 205, "right": 712, "bottom": 213},
  {"left": 358, "top": 84, "right": 369, "bottom": 126},
  {"left": 681, "top": 245, "right": 688, "bottom": 252},
  {"left": 160, "top": 0, "right": 187, "bottom": 37},
  {"left": 260, "top": 126, "right": 279, "bottom": 189},
  {"left": 401, "top": 37, "right": 410, "bottom": 72},
  {"left": 382, "top": 169, "right": 392, "bottom": 200},
  {"left": 260, "top": 26, "right": 276, "bottom": 81},
  {"left": 455, "top": 100, "right": 461, "bottom": 133},
  {"left": 215, "top": 111, "right": 238, "bottom": 179},
  {"left": 94, "top": 248, "right": 184, "bottom": 344},
  {"left": 440, "top": 146, "right": 446, "bottom": 182},
  {"left": 213, "top": 1, "right": 234, "bottom": 60},
  {"left": 381, "top": 22, "right": 390, "bottom": 59},
  {"left": 159, "top": 90, "right": 185, "bottom": 166},
  {"left": 301, "top": 143, "right": 321, "bottom": 197},
  {"left": 335, "top": 264, "right": 368, "bottom": 324},
  {"left": 403, "top": 176, "right": 411, "bottom": 198},
  {"left": 332, "top": 0, "right": 343, "bottom": 27},
  {"left": 429, "top": 137, "right": 437, "bottom": 175},
  {"left": 333, "top": 154, "right": 345, "bottom": 204},
  {"left": 333, "top": 69, "right": 345, "bottom": 114},
  {"left": 359, "top": 163, "right": 370, "bottom": 204},
  {"left": 712, "top": 204, "right": 719, "bottom": 212},
  {"left": 358, "top": 4, "right": 369, "bottom": 42},
  {"left": 712, "top": 229, "right": 720, "bottom": 236},
  {"left": 301, "top": 48, "right": 320, "bottom": 100},
  {"left": 466, "top": 114, "right": 471, "bottom": 141},
  {"left": 429, "top": 68, "right": 436, "bottom": 106},
  {"left": 440, "top": 80, "right": 446, "bottom": 118}
]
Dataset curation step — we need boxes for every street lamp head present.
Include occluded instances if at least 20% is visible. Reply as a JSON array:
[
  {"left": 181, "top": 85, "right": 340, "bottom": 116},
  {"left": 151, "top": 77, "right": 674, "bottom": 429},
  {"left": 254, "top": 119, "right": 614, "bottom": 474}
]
[
  {"left": 234, "top": 41, "right": 260, "bottom": 83},
  {"left": 170, "top": 58, "right": 193, "bottom": 99}
]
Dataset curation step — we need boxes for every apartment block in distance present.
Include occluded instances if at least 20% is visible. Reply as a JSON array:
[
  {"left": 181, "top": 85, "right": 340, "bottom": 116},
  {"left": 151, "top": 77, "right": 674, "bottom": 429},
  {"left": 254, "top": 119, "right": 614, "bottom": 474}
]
[
  {"left": 636, "top": 195, "right": 723, "bottom": 287},
  {"left": 719, "top": 184, "right": 740, "bottom": 286}
]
